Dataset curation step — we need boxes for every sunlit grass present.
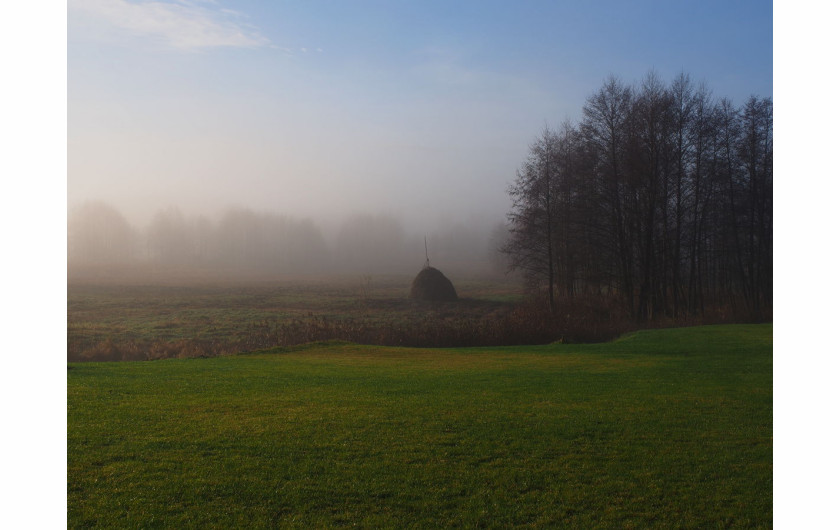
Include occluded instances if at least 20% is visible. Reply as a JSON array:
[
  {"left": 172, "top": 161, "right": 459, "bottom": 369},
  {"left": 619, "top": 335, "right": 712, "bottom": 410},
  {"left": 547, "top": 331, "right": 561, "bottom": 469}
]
[{"left": 68, "top": 324, "right": 771, "bottom": 527}]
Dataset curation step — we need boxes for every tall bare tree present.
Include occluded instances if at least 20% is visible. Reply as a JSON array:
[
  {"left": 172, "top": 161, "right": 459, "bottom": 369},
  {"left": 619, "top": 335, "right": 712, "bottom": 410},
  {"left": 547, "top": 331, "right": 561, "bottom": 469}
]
[
  {"left": 504, "top": 72, "right": 772, "bottom": 322},
  {"left": 504, "top": 126, "right": 563, "bottom": 312}
]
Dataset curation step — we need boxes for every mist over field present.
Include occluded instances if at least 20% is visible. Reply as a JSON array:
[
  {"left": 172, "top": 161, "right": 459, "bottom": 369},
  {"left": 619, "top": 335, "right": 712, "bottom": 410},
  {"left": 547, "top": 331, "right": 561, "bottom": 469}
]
[
  {"left": 68, "top": 0, "right": 771, "bottom": 287},
  {"left": 67, "top": 201, "right": 511, "bottom": 281}
]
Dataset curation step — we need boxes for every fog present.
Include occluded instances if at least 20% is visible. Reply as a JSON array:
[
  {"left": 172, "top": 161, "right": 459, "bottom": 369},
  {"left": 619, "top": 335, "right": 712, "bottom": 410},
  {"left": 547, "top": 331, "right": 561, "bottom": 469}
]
[
  {"left": 67, "top": 201, "right": 510, "bottom": 281},
  {"left": 66, "top": 0, "right": 771, "bottom": 283}
]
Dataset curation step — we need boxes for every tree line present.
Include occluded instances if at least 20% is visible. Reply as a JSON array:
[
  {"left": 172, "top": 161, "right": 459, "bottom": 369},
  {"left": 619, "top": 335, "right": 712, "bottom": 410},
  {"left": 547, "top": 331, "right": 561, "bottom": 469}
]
[
  {"left": 504, "top": 72, "right": 772, "bottom": 322},
  {"left": 68, "top": 203, "right": 501, "bottom": 277}
]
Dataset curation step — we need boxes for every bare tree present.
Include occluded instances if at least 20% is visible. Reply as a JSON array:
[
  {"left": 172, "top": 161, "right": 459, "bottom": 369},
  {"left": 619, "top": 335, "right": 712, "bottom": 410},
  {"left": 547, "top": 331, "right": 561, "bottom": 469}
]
[
  {"left": 503, "top": 72, "right": 772, "bottom": 322},
  {"left": 503, "top": 126, "right": 562, "bottom": 312},
  {"left": 581, "top": 76, "right": 635, "bottom": 313}
]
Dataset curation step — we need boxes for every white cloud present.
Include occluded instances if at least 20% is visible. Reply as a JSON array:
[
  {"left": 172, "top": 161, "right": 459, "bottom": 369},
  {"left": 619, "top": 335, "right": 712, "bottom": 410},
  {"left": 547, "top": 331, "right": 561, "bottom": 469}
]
[{"left": 69, "top": 0, "right": 270, "bottom": 51}]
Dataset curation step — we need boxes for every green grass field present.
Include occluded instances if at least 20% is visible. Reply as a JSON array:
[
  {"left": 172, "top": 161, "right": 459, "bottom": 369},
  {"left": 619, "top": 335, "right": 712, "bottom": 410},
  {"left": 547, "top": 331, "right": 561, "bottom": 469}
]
[{"left": 68, "top": 324, "right": 771, "bottom": 528}]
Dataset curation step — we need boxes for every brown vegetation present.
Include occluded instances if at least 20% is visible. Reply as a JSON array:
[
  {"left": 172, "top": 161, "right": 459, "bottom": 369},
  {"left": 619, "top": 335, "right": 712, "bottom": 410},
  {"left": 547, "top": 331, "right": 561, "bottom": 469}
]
[{"left": 68, "top": 280, "right": 760, "bottom": 362}]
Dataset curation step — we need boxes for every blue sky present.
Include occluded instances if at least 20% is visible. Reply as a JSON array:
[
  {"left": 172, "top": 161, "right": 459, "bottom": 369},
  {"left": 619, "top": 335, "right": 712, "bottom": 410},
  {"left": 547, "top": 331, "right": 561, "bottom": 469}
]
[{"left": 67, "top": 0, "right": 772, "bottom": 231}]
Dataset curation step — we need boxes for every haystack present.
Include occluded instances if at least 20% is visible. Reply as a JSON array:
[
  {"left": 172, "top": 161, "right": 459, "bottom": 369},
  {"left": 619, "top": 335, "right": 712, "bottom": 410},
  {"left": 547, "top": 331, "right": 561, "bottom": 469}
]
[{"left": 409, "top": 266, "right": 458, "bottom": 301}]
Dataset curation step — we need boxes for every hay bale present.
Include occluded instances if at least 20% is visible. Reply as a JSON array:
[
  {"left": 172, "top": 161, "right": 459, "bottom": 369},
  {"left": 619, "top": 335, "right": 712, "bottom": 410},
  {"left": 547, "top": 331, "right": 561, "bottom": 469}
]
[{"left": 409, "top": 266, "right": 458, "bottom": 301}]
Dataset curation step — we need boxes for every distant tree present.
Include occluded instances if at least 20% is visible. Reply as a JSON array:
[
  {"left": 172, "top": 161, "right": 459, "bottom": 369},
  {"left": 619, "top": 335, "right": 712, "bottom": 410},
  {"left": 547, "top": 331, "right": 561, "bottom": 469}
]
[
  {"left": 190, "top": 215, "right": 215, "bottom": 264},
  {"left": 215, "top": 207, "right": 329, "bottom": 274},
  {"left": 281, "top": 217, "right": 329, "bottom": 273},
  {"left": 146, "top": 207, "right": 190, "bottom": 265},
  {"left": 68, "top": 201, "right": 137, "bottom": 265},
  {"left": 215, "top": 208, "right": 260, "bottom": 269}
]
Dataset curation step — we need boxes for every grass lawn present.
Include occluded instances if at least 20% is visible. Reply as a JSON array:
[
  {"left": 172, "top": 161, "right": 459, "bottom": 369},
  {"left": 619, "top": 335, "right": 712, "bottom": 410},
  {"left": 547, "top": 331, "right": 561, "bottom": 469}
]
[{"left": 68, "top": 324, "right": 772, "bottom": 528}]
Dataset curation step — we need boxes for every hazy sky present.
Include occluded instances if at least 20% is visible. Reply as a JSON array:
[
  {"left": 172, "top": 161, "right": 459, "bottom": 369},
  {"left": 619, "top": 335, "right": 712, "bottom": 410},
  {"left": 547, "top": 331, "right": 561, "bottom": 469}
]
[{"left": 68, "top": 0, "right": 772, "bottom": 231}]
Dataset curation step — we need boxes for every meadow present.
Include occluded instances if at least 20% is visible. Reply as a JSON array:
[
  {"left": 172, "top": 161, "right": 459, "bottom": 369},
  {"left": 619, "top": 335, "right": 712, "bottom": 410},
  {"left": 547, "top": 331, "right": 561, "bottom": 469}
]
[{"left": 68, "top": 324, "right": 772, "bottom": 528}]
